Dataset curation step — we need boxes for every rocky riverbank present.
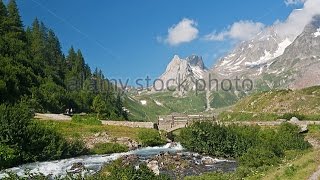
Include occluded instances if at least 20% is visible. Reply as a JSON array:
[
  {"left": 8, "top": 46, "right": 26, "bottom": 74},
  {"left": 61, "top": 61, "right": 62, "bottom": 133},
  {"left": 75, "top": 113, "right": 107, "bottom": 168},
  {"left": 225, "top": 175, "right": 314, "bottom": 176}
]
[{"left": 118, "top": 147, "right": 237, "bottom": 179}]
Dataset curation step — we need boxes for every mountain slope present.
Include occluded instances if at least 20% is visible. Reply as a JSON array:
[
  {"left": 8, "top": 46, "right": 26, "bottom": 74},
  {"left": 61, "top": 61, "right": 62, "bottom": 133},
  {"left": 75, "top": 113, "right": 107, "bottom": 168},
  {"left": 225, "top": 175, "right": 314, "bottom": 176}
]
[
  {"left": 223, "top": 86, "right": 320, "bottom": 118},
  {"left": 211, "top": 15, "right": 320, "bottom": 91},
  {"left": 154, "top": 55, "right": 207, "bottom": 93},
  {"left": 213, "top": 27, "right": 294, "bottom": 78}
]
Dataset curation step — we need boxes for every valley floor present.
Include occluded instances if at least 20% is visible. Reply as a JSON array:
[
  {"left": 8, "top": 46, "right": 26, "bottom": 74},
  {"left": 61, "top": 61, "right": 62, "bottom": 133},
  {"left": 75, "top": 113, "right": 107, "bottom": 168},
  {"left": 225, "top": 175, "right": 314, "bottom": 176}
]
[{"left": 35, "top": 117, "right": 320, "bottom": 180}]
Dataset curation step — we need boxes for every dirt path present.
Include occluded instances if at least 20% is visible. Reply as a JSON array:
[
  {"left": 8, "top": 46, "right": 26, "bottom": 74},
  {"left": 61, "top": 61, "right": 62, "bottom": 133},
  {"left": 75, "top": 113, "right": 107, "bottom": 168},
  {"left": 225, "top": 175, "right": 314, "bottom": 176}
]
[
  {"left": 307, "top": 137, "right": 320, "bottom": 180},
  {"left": 34, "top": 113, "right": 72, "bottom": 121}
]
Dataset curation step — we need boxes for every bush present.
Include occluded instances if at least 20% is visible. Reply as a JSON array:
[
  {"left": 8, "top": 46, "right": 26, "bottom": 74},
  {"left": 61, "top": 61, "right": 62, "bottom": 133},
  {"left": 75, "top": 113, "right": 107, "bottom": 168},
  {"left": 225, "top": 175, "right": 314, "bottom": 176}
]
[
  {"left": 0, "top": 144, "right": 18, "bottom": 169},
  {"left": 90, "top": 143, "right": 128, "bottom": 155},
  {"left": 0, "top": 103, "right": 88, "bottom": 169},
  {"left": 240, "top": 147, "right": 280, "bottom": 168},
  {"left": 178, "top": 122, "right": 310, "bottom": 172},
  {"left": 71, "top": 115, "right": 102, "bottom": 125},
  {"left": 96, "top": 159, "right": 171, "bottom": 180},
  {"left": 280, "top": 113, "right": 306, "bottom": 120},
  {"left": 180, "top": 122, "right": 260, "bottom": 157},
  {"left": 276, "top": 123, "right": 311, "bottom": 150},
  {"left": 138, "top": 129, "right": 166, "bottom": 147}
]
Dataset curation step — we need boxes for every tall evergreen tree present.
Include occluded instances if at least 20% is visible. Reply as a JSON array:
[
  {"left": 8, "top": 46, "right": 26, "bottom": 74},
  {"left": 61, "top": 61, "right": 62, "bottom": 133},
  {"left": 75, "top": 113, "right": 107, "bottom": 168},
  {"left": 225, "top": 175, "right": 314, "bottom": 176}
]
[
  {"left": 0, "top": 0, "right": 37, "bottom": 103},
  {"left": 6, "top": 0, "right": 26, "bottom": 53},
  {"left": 7, "top": 0, "right": 22, "bottom": 29},
  {"left": 0, "top": 0, "right": 7, "bottom": 35}
]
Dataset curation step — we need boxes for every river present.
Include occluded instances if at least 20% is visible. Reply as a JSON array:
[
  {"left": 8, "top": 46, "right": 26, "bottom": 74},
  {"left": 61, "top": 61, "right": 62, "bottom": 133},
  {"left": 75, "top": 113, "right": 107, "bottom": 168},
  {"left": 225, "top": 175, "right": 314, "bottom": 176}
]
[{"left": 0, "top": 143, "right": 237, "bottom": 179}]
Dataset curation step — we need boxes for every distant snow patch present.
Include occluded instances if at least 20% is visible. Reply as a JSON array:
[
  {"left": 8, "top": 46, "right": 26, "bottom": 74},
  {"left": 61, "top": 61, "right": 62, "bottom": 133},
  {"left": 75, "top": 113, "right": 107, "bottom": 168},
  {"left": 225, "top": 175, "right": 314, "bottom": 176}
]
[
  {"left": 190, "top": 66, "right": 204, "bottom": 79},
  {"left": 273, "top": 38, "right": 292, "bottom": 57},
  {"left": 140, "top": 100, "right": 147, "bottom": 105},
  {"left": 314, "top": 28, "right": 320, "bottom": 37},
  {"left": 154, "top": 100, "right": 163, "bottom": 107},
  {"left": 245, "top": 38, "right": 291, "bottom": 67}
]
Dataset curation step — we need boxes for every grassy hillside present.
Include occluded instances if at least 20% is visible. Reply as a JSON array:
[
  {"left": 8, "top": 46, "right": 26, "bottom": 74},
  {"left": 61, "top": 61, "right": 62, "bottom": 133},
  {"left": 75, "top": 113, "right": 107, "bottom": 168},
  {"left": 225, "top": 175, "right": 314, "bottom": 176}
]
[
  {"left": 210, "top": 90, "right": 244, "bottom": 108},
  {"left": 125, "top": 91, "right": 207, "bottom": 121},
  {"left": 218, "top": 86, "right": 320, "bottom": 121}
]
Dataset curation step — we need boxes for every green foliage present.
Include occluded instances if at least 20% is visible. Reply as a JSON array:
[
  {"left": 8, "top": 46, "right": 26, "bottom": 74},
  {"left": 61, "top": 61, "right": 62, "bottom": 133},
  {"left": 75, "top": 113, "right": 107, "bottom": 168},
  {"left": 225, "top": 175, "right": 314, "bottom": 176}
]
[
  {"left": 280, "top": 113, "right": 306, "bottom": 120},
  {"left": 94, "top": 159, "right": 171, "bottom": 180},
  {"left": 218, "top": 111, "right": 280, "bottom": 121},
  {"left": 276, "top": 123, "right": 311, "bottom": 150},
  {"left": 240, "top": 147, "right": 280, "bottom": 168},
  {"left": 179, "top": 122, "right": 310, "bottom": 171},
  {"left": 0, "top": 144, "right": 18, "bottom": 169},
  {"left": 90, "top": 143, "right": 128, "bottom": 155},
  {"left": 138, "top": 129, "right": 166, "bottom": 147},
  {"left": 71, "top": 115, "right": 102, "bottom": 125},
  {"left": 0, "top": 0, "right": 128, "bottom": 121},
  {"left": 0, "top": 103, "right": 88, "bottom": 169},
  {"left": 184, "top": 172, "right": 233, "bottom": 180},
  {"left": 179, "top": 122, "right": 260, "bottom": 157}
]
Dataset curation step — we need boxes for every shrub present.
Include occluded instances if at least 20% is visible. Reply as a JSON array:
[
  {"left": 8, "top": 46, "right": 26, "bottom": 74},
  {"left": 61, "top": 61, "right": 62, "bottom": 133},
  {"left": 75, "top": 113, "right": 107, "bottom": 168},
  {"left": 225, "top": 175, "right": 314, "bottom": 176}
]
[
  {"left": 280, "top": 113, "right": 306, "bottom": 120},
  {"left": 94, "top": 159, "right": 171, "bottom": 180},
  {"left": 0, "top": 103, "right": 87, "bottom": 169},
  {"left": 179, "top": 122, "right": 310, "bottom": 171},
  {"left": 71, "top": 115, "right": 102, "bottom": 125},
  {"left": 0, "top": 144, "right": 18, "bottom": 169},
  {"left": 90, "top": 143, "right": 128, "bottom": 154},
  {"left": 138, "top": 129, "right": 166, "bottom": 147},
  {"left": 180, "top": 122, "right": 260, "bottom": 157},
  {"left": 240, "top": 147, "right": 280, "bottom": 168},
  {"left": 276, "top": 123, "right": 311, "bottom": 150}
]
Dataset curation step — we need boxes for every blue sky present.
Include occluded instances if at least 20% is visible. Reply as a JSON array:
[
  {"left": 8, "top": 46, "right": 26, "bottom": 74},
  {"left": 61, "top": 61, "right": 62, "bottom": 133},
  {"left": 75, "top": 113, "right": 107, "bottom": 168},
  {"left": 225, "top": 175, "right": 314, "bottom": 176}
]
[{"left": 14, "top": 0, "right": 302, "bottom": 82}]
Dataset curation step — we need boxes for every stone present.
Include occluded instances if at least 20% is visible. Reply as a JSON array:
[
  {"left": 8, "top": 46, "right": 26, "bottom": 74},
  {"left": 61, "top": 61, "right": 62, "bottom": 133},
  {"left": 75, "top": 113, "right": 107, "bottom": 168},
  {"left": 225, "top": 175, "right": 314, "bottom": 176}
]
[
  {"left": 201, "top": 156, "right": 217, "bottom": 165},
  {"left": 147, "top": 160, "right": 160, "bottom": 175},
  {"left": 299, "top": 124, "right": 308, "bottom": 133},
  {"left": 290, "top": 117, "right": 300, "bottom": 122},
  {"left": 168, "top": 142, "right": 178, "bottom": 148},
  {"left": 68, "top": 162, "right": 85, "bottom": 173}
]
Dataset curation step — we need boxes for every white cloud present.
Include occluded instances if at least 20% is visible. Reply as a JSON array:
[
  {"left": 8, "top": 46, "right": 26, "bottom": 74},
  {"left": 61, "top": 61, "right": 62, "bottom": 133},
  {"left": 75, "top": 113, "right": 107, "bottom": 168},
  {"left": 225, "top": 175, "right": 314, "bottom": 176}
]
[
  {"left": 275, "top": 0, "right": 320, "bottom": 38},
  {"left": 205, "top": 0, "right": 320, "bottom": 42},
  {"left": 204, "top": 21, "right": 265, "bottom": 41},
  {"left": 164, "top": 18, "right": 199, "bottom": 46},
  {"left": 284, "top": 0, "right": 306, "bottom": 5}
]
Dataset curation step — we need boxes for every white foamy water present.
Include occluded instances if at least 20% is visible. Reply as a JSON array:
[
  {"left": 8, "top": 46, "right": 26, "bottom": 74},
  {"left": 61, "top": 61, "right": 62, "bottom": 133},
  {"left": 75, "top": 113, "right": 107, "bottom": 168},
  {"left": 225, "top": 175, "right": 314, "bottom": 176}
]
[{"left": 0, "top": 143, "right": 184, "bottom": 179}]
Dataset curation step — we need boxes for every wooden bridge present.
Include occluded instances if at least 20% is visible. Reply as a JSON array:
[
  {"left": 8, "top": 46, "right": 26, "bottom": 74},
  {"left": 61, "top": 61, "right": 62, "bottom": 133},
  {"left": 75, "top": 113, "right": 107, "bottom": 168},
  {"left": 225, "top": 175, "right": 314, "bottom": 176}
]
[{"left": 157, "top": 114, "right": 215, "bottom": 132}]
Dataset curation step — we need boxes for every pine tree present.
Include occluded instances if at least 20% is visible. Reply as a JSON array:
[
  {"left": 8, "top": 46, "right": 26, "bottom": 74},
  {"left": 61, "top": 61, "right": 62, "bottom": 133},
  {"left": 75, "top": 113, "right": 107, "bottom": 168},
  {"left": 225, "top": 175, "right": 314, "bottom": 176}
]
[
  {"left": 7, "top": 0, "right": 22, "bottom": 29},
  {"left": 0, "top": 0, "right": 8, "bottom": 56},
  {"left": 0, "top": 0, "right": 37, "bottom": 103},
  {"left": 5, "top": 0, "right": 26, "bottom": 56},
  {"left": 0, "top": 0, "right": 7, "bottom": 35},
  {"left": 47, "top": 29, "right": 65, "bottom": 85}
]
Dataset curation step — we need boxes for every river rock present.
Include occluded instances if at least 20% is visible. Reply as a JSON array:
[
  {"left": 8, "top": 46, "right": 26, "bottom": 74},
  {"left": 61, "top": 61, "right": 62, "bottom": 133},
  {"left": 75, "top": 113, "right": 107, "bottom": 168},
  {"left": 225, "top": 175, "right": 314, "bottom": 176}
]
[
  {"left": 117, "top": 137, "right": 139, "bottom": 150},
  {"left": 122, "top": 154, "right": 139, "bottom": 166},
  {"left": 299, "top": 124, "right": 308, "bottom": 133},
  {"left": 290, "top": 117, "right": 300, "bottom": 122},
  {"left": 201, "top": 156, "right": 217, "bottom": 165},
  {"left": 147, "top": 160, "right": 160, "bottom": 175},
  {"left": 168, "top": 142, "right": 178, "bottom": 148},
  {"left": 69, "top": 162, "right": 85, "bottom": 173}
]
